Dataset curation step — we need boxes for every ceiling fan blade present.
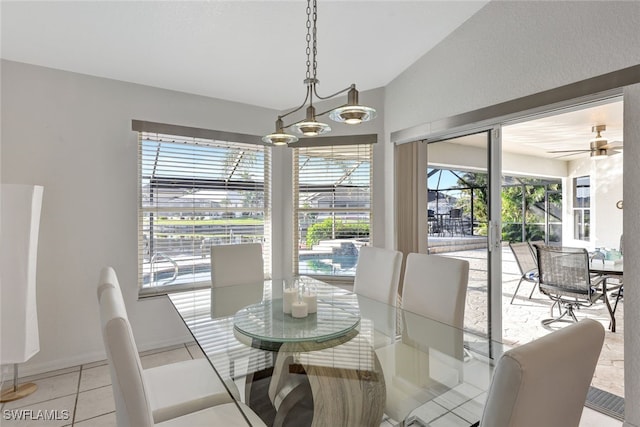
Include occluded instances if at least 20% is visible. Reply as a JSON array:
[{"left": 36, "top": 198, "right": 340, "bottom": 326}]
[
  {"left": 602, "top": 141, "right": 623, "bottom": 149},
  {"left": 553, "top": 152, "right": 585, "bottom": 159},
  {"left": 547, "top": 149, "right": 591, "bottom": 154}
]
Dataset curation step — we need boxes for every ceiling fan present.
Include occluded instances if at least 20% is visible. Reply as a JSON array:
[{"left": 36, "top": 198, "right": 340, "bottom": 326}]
[{"left": 548, "top": 125, "right": 623, "bottom": 158}]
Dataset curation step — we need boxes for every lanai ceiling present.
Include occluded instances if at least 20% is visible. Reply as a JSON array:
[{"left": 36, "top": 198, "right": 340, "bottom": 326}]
[{"left": 447, "top": 99, "right": 624, "bottom": 161}]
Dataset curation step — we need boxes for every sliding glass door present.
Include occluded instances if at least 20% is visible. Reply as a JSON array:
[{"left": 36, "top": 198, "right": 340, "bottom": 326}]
[{"left": 426, "top": 129, "right": 502, "bottom": 341}]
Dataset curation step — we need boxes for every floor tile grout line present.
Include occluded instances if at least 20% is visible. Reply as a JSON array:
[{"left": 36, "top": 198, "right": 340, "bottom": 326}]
[
  {"left": 70, "top": 364, "right": 82, "bottom": 426},
  {"left": 2, "top": 391, "right": 79, "bottom": 411},
  {"left": 73, "top": 411, "right": 117, "bottom": 426},
  {"left": 19, "top": 367, "right": 82, "bottom": 385}
]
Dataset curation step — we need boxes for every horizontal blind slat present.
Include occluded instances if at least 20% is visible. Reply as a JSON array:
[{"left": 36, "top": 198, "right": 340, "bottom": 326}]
[
  {"left": 138, "top": 130, "right": 271, "bottom": 290},
  {"left": 293, "top": 144, "right": 373, "bottom": 277}
]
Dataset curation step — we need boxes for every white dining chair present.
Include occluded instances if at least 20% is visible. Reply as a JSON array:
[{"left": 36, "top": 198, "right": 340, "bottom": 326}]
[
  {"left": 97, "top": 267, "right": 257, "bottom": 425},
  {"left": 401, "top": 253, "right": 469, "bottom": 327},
  {"left": 476, "top": 319, "right": 604, "bottom": 427},
  {"left": 353, "top": 246, "right": 403, "bottom": 306},
  {"left": 211, "top": 243, "right": 265, "bottom": 318},
  {"left": 352, "top": 246, "right": 403, "bottom": 347},
  {"left": 376, "top": 253, "right": 470, "bottom": 425}
]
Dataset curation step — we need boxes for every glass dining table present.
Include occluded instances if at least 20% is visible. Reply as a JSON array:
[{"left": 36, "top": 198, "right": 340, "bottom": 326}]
[{"left": 168, "top": 278, "right": 505, "bottom": 426}]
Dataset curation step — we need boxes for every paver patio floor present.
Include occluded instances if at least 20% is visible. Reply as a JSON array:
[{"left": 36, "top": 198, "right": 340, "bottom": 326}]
[{"left": 446, "top": 246, "right": 624, "bottom": 398}]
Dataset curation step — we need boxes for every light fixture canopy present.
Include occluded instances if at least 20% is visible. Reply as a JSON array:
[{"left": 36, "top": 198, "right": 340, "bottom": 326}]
[
  {"left": 262, "top": 0, "right": 376, "bottom": 146},
  {"left": 589, "top": 125, "right": 610, "bottom": 158},
  {"left": 262, "top": 118, "right": 298, "bottom": 146},
  {"left": 329, "top": 87, "right": 377, "bottom": 124},
  {"left": 291, "top": 106, "right": 331, "bottom": 136}
]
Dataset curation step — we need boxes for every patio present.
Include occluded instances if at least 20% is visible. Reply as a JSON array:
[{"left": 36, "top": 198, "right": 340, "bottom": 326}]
[{"left": 450, "top": 246, "right": 624, "bottom": 400}]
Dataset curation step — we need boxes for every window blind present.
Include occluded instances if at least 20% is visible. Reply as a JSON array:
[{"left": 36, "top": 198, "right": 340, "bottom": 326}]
[
  {"left": 138, "top": 131, "right": 270, "bottom": 293},
  {"left": 293, "top": 143, "right": 373, "bottom": 278}
]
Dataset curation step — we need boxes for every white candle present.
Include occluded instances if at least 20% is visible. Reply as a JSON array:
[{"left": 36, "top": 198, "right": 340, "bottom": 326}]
[
  {"left": 283, "top": 288, "right": 297, "bottom": 314},
  {"left": 291, "top": 301, "right": 308, "bottom": 318},
  {"left": 303, "top": 292, "right": 317, "bottom": 314}
]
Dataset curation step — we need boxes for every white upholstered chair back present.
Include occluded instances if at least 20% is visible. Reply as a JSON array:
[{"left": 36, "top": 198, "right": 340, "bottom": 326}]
[
  {"left": 401, "top": 253, "right": 469, "bottom": 327},
  {"left": 211, "top": 243, "right": 265, "bottom": 287},
  {"left": 353, "top": 246, "right": 403, "bottom": 306},
  {"left": 97, "top": 267, "right": 154, "bottom": 427},
  {"left": 480, "top": 319, "right": 604, "bottom": 427},
  {"left": 210, "top": 243, "right": 265, "bottom": 318}
]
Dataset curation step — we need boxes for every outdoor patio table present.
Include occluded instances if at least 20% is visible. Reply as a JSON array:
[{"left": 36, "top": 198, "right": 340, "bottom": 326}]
[{"left": 589, "top": 259, "right": 624, "bottom": 331}]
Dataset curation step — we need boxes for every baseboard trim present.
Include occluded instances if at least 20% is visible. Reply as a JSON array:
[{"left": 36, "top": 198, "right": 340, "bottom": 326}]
[{"left": 10, "top": 336, "right": 191, "bottom": 380}]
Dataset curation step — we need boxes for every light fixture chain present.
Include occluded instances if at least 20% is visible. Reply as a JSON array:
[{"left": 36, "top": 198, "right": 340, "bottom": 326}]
[
  {"left": 262, "top": 0, "right": 376, "bottom": 145},
  {"left": 305, "top": 0, "right": 312, "bottom": 80},
  {"left": 312, "top": 0, "right": 318, "bottom": 80}
]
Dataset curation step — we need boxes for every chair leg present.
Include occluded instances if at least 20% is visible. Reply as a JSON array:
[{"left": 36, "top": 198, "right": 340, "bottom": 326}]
[
  {"left": 612, "top": 287, "right": 623, "bottom": 315},
  {"left": 510, "top": 278, "right": 525, "bottom": 304},
  {"left": 528, "top": 282, "right": 537, "bottom": 299},
  {"left": 549, "top": 301, "right": 560, "bottom": 317},
  {"left": 602, "top": 293, "right": 617, "bottom": 333},
  {"left": 542, "top": 303, "right": 575, "bottom": 327}
]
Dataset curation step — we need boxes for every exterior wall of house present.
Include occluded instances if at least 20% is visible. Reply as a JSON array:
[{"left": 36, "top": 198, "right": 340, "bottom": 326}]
[
  {"left": 385, "top": 1, "right": 639, "bottom": 424},
  {"left": 564, "top": 155, "right": 624, "bottom": 250}
]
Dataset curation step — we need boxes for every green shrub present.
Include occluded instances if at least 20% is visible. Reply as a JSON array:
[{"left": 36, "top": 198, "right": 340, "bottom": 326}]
[{"left": 306, "top": 218, "right": 369, "bottom": 247}]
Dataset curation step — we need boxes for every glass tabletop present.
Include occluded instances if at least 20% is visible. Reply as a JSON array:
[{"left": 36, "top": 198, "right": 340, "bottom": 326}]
[
  {"left": 589, "top": 259, "right": 624, "bottom": 275},
  {"left": 168, "top": 279, "right": 505, "bottom": 427},
  {"left": 233, "top": 296, "right": 361, "bottom": 351}
]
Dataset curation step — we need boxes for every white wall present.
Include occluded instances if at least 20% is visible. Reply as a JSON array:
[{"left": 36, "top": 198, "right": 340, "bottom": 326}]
[
  {"left": 384, "top": 1, "right": 639, "bottom": 425},
  {"left": 0, "top": 60, "right": 279, "bottom": 375},
  {"left": 502, "top": 152, "right": 567, "bottom": 179},
  {"left": 564, "top": 155, "right": 624, "bottom": 250},
  {"left": 384, "top": 0, "right": 640, "bottom": 249},
  {"left": 0, "top": 60, "right": 387, "bottom": 375},
  {"left": 623, "top": 83, "right": 640, "bottom": 427}
]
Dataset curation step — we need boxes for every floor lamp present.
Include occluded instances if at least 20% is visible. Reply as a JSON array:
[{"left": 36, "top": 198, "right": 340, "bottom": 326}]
[{"left": 1, "top": 184, "right": 44, "bottom": 402}]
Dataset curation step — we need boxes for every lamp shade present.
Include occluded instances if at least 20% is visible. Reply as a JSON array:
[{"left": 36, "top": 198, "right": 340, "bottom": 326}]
[{"left": 1, "top": 184, "right": 44, "bottom": 364}]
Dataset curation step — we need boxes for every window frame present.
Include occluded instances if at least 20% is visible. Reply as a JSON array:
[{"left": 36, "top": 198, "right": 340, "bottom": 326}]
[
  {"left": 573, "top": 175, "right": 590, "bottom": 241},
  {"left": 134, "top": 121, "right": 271, "bottom": 296},
  {"left": 292, "top": 138, "right": 375, "bottom": 282}
]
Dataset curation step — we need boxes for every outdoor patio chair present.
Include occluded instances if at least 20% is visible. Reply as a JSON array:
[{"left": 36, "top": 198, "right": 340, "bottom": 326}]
[
  {"left": 508, "top": 242, "right": 539, "bottom": 304},
  {"left": 447, "top": 208, "right": 464, "bottom": 236},
  {"left": 535, "top": 245, "right": 618, "bottom": 328},
  {"left": 427, "top": 209, "right": 438, "bottom": 235}
]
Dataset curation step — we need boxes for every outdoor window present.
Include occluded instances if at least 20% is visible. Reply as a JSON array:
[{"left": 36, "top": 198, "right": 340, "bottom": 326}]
[
  {"left": 137, "top": 127, "right": 270, "bottom": 293},
  {"left": 501, "top": 176, "right": 562, "bottom": 244},
  {"left": 573, "top": 175, "right": 590, "bottom": 241},
  {"left": 427, "top": 168, "right": 487, "bottom": 237},
  {"left": 293, "top": 143, "right": 373, "bottom": 278}
]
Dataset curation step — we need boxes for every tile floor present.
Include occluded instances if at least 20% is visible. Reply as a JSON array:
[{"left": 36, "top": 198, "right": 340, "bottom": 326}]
[{"left": 1, "top": 344, "right": 623, "bottom": 427}]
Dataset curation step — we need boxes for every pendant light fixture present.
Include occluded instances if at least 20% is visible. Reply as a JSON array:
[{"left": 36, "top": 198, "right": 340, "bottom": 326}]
[{"left": 262, "top": 0, "right": 376, "bottom": 146}]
